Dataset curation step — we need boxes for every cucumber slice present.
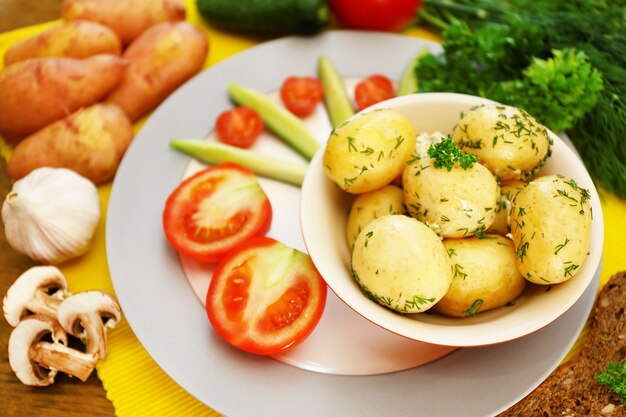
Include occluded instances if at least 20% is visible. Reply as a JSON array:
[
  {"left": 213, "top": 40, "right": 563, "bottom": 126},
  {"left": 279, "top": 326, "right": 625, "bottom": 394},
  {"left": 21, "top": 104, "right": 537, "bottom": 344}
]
[
  {"left": 170, "top": 139, "right": 308, "bottom": 186},
  {"left": 397, "top": 47, "right": 430, "bottom": 96},
  {"left": 227, "top": 83, "right": 320, "bottom": 161},
  {"left": 317, "top": 55, "right": 355, "bottom": 129}
]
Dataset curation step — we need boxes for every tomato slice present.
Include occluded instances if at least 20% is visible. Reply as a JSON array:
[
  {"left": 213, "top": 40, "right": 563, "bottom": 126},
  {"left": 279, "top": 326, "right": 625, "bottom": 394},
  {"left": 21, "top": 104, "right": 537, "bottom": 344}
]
[
  {"left": 162, "top": 163, "right": 272, "bottom": 262},
  {"left": 280, "top": 76, "right": 324, "bottom": 117},
  {"left": 215, "top": 106, "right": 264, "bottom": 148},
  {"left": 354, "top": 74, "right": 396, "bottom": 111},
  {"left": 206, "top": 237, "right": 327, "bottom": 355}
]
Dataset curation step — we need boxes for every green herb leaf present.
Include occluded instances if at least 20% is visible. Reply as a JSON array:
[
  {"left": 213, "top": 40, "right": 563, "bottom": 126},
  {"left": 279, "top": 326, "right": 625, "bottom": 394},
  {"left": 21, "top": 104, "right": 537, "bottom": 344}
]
[
  {"left": 427, "top": 135, "right": 477, "bottom": 171},
  {"left": 596, "top": 361, "right": 626, "bottom": 403}
]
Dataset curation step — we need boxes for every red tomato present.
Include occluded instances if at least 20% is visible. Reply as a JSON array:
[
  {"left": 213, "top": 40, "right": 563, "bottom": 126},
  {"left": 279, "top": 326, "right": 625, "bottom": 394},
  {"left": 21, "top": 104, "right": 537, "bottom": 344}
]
[
  {"left": 330, "top": 0, "right": 422, "bottom": 32},
  {"left": 280, "top": 76, "right": 324, "bottom": 117},
  {"left": 162, "top": 163, "right": 272, "bottom": 262},
  {"left": 206, "top": 237, "right": 327, "bottom": 356},
  {"left": 215, "top": 106, "right": 264, "bottom": 148},
  {"left": 354, "top": 74, "right": 396, "bottom": 110}
]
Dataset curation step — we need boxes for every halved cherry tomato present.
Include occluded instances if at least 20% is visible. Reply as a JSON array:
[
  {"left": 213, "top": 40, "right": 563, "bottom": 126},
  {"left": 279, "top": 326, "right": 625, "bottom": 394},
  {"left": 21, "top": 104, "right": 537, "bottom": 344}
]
[
  {"left": 354, "top": 74, "right": 396, "bottom": 111},
  {"left": 330, "top": 0, "right": 421, "bottom": 32},
  {"left": 206, "top": 237, "right": 327, "bottom": 356},
  {"left": 162, "top": 163, "right": 272, "bottom": 262},
  {"left": 215, "top": 106, "right": 264, "bottom": 148},
  {"left": 280, "top": 76, "right": 324, "bottom": 117}
]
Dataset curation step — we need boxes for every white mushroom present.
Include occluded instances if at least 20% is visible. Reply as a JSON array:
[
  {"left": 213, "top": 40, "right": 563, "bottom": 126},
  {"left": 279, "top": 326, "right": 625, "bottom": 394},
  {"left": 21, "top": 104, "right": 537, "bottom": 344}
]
[
  {"left": 57, "top": 291, "right": 121, "bottom": 360},
  {"left": 3, "top": 266, "right": 70, "bottom": 327},
  {"left": 8, "top": 315, "right": 98, "bottom": 386}
]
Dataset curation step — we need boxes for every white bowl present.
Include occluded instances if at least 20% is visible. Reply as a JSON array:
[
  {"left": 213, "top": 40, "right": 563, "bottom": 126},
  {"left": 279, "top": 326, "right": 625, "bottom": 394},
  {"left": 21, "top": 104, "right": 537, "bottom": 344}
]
[{"left": 300, "top": 92, "right": 604, "bottom": 347}]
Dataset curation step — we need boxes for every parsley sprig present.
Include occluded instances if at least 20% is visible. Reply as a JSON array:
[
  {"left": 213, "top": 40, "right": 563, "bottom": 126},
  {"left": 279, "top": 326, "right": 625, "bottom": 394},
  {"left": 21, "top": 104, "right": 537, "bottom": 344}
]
[
  {"left": 596, "top": 360, "right": 626, "bottom": 403},
  {"left": 427, "top": 135, "right": 477, "bottom": 171}
]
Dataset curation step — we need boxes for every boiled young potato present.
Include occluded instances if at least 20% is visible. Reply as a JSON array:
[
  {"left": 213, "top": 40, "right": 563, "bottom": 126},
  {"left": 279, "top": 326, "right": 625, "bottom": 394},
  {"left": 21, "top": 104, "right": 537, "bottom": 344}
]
[
  {"left": 487, "top": 180, "right": 527, "bottom": 236},
  {"left": 510, "top": 175, "right": 592, "bottom": 284},
  {"left": 434, "top": 235, "right": 526, "bottom": 317},
  {"left": 323, "top": 109, "right": 416, "bottom": 194},
  {"left": 345, "top": 184, "right": 406, "bottom": 249},
  {"left": 452, "top": 104, "right": 552, "bottom": 181},
  {"left": 402, "top": 147, "right": 499, "bottom": 238},
  {"left": 351, "top": 215, "right": 453, "bottom": 314}
]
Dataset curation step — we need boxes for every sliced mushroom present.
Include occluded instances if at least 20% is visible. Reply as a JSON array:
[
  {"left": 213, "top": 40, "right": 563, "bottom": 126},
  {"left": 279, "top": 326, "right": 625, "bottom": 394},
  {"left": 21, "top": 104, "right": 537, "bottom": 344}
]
[
  {"left": 8, "top": 315, "right": 98, "bottom": 386},
  {"left": 3, "top": 266, "right": 70, "bottom": 327},
  {"left": 56, "top": 291, "right": 121, "bottom": 360}
]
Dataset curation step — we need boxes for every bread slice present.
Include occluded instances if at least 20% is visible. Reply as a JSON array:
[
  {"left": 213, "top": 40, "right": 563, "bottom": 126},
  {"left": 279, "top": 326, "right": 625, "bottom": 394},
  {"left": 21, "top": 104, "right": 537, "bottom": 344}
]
[{"left": 499, "top": 271, "right": 626, "bottom": 416}]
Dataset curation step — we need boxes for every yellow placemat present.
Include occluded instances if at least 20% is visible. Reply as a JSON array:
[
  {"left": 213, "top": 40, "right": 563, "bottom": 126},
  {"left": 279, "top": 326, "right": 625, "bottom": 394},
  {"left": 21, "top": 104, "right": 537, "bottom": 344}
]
[{"left": 1, "top": 2, "right": 625, "bottom": 416}]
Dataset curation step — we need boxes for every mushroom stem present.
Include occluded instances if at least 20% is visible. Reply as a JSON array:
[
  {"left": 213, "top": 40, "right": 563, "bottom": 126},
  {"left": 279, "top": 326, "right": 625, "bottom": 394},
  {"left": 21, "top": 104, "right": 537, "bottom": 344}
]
[
  {"left": 29, "top": 342, "right": 98, "bottom": 382},
  {"left": 27, "top": 294, "right": 63, "bottom": 319}
]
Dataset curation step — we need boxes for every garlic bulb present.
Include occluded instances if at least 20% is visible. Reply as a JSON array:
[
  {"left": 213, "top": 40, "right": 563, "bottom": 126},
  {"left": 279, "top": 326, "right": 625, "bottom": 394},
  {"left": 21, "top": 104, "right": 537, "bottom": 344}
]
[{"left": 2, "top": 167, "right": 100, "bottom": 264}]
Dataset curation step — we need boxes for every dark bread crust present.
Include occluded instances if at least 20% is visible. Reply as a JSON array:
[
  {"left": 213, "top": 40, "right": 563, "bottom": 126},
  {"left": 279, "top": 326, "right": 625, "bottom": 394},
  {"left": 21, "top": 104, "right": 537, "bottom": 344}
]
[{"left": 499, "top": 271, "right": 626, "bottom": 416}]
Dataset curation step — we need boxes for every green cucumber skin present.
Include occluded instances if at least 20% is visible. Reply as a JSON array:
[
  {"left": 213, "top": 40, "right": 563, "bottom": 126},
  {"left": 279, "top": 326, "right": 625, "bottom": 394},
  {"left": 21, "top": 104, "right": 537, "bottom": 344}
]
[
  {"left": 196, "top": 0, "right": 330, "bottom": 35},
  {"left": 227, "top": 83, "right": 320, "bottom": 160},
  {"left": 170, "top": 140, "right": 308, "bottom": 186},
  {"left": 317, "top": 55, "right": 355, "bottom": 129}
]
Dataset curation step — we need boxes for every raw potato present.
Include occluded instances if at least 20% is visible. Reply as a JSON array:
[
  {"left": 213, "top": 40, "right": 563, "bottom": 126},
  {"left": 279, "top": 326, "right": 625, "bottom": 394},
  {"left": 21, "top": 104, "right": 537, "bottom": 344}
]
[
  {"left": 7, "top": 104, "right": 134, "bottom": 185},
  {"left": 402, "top": 153, "right": 499, "bottom": 238},
  {"left": 0, "top": 55, "right": 126, "bottom": 143},
  {"left": 452, "top": 105, "right": 552, "bottom": 181},
  {"left": 434, "top": 236, "right": 526, "bottom": 317},
  {"left": 351, "top": 215, "right": 453, "bottom": 313},
  {"left": 4, "top": 21, "right": 121, "bottom": 65},
  {"left": 510, "top": 175, "right": 592, "bottom": 285},
  {"left": 106, "top": 22, "right": 209, "bottom": 121},
  {"left": 323, "top": 109, "right": 416, "bottom": 194},
  {"left": 487, "top": 180, "right": 527, "bottom": 236},
  {"left": 345, "top": 185, "right": 406, "bottom": 249},
  {"left": 62, "top": 0, "right": 186, "bottom": 46}
]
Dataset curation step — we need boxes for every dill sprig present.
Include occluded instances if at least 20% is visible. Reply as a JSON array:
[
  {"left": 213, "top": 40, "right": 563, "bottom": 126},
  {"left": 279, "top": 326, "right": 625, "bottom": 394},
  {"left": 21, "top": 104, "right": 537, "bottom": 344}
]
[{"left": 427, "top": 135, "right": 477, "bottom": 171}]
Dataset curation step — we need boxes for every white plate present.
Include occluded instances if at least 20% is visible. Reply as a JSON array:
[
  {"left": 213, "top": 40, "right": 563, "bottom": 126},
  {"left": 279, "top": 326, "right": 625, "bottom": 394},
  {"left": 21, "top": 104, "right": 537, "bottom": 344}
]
[{"left": 107, "top": 31, "right": 599, "bottom": 416}]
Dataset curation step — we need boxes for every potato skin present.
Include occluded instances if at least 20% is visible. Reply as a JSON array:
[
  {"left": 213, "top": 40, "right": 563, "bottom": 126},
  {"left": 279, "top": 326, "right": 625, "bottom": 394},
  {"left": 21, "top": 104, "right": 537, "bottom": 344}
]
[
  {"left": 7, "top": 104, "right": 134, "bottom": 185},
  {"left": 434, "top": 235, "right": 526, "bottom": 317},
  {"left": 106, "top": 22, "right": 208, "bottom": 121},
  {"left": 62, "top": 0, "right": 186, "bottom": 46},
  {"left": 323, "top": 109, "right": 416, "bottom": 194},
  {"left": 4, "top": 21, "right": 121, "bottom": 65},
  {"left": 487, "top": 180, "right": 527, "bottom": 236},
  {"left": 402, "top": 155, "right": 499, "bottom": 238},
  {"left": 452, "top": 105, "right": 552, "bottom": 181},
  {"left": 0, "top": 55, "right": 126, "bottom": 143},
  {"left": 351, "top": 215, "right": 453, "bottom": 313},
  {"left": 346, "top": 185, "right": 406, "bottom": 249},
  {"left": 510, "top": 175, "right": 592, "bottom": 284}
]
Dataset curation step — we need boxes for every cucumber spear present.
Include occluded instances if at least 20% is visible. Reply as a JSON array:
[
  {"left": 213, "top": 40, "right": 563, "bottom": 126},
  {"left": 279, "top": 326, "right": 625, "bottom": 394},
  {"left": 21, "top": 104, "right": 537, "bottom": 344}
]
[{"left": 170, "top": 140, "right": 308, "bottom": 186}]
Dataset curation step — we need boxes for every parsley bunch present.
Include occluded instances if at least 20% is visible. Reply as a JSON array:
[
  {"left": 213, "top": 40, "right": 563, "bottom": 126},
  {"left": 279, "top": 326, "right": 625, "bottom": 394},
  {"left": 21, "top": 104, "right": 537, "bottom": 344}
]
[
  {"left": 415, "top": 0, "right": 626, "bottom": 199},
  {"left": 596, "top": 360, "right": 626, "bottom": 403},
  {"left": 427, "top": 135, "right": 477, "bottom": 171}
]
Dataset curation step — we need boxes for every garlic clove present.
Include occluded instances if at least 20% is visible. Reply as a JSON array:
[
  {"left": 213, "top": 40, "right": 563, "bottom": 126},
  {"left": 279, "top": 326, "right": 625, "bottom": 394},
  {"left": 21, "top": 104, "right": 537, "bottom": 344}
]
[{"left": 2, "top": 167, "right": 101, "bottom": 265}]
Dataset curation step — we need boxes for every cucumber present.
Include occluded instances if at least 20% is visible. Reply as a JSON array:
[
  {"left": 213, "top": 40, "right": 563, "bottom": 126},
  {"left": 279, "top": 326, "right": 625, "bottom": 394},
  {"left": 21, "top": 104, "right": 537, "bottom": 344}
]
[
  {"left": 317, "top": 55, "right": 355, "bottom": 129},
  {"left": 196, "top": 0, "right": 330, "bottom": 35},
  {"left": 170, "top": 140, "right": 308, "bottom": 186},
  {"left": 397, "top": 47, "right": 430, "bottom": 96},
  {"left": 227, "top": 83, "right": 320, "bottom": 160}
]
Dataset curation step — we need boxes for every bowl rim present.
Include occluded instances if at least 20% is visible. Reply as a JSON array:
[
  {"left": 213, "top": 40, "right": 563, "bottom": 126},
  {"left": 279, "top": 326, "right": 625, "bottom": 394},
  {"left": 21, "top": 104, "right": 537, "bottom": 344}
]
[{"left": 300, "top": 92, "right": 604, "bottom": 347}]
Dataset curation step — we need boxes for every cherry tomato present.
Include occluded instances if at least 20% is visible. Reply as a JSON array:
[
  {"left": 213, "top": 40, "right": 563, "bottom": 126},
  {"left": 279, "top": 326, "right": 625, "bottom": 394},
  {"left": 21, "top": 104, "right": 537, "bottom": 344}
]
[
  {"left": 354, "top": 74, "right": 396, "bottom": 110},
  {"left": 162, "top": 163, "right": 272, "bottom": 262},
  {"left": 280, "top": 76, "right": 324, "bottom": 117},
  {"left": 206, "top": 237, "right": 327, "bottom": 356},
  {"left": 215, "top": 106, "right": 264, "bottom": 148},
  {"left": 330, "top": 0, "right": 421, "bottom": 32}
]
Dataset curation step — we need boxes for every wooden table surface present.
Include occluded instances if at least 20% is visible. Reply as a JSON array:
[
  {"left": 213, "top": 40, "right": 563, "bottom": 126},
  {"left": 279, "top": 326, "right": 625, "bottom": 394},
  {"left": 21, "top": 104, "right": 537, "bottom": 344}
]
[{"left": 0, "top": 3, "right": 116, "bottom": 417}]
